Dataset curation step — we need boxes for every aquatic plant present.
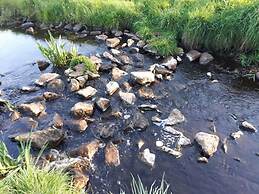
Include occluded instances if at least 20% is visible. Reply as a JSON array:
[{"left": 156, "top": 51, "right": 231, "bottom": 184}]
[
  {"left": 70, "top": 55, "right": 97, "bottom": 73},
  {"left": 120, "top": 174, "right": 172, "bottom": 194}
]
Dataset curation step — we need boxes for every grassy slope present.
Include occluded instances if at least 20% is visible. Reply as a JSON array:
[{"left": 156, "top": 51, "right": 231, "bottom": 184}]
[{"left": 0, "top": 0, "right": 258, "bottom": 66}]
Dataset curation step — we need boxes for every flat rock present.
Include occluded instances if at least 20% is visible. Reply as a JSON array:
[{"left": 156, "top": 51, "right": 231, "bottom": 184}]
[
  {"left": 240, "top": 121, "right": 257, "bottom": 132},
  {"left": 47, "top": 79, "right": 65, "bottom": 91},
  {"left": 131, "top": 71, "right": 155, "bottom": 85},
  {"left": 140, "top": 148, "right": 155, "bottom": 167},
  {"left": 164, "top": 109, "right": 185, "bottom": 125},
  {"left": 69, "top": 140, "right": 100, "bottom": 160},
  {"left": 106, "top": 38, "right": 120, "bottom": 48},
  {"left": 199, "top": 52, "right": 214, "bottom": 65},
  {"left": 105, "top": 143, "right": 120, "bottom": 167},
  {"left": 118, "top": 91, "right": 136, "bottom": 105},
  {"left": 96, "top": 98, "right": 110, "bottom": 112},
  {"left": 67, "top": 119, "right": 88, "bottom": 132},
  {"left": 71, "top": 102, "right": 94, "bottom": 118},
  {"left": 18, "top": 102, "right": 46, "bottom": 117},
  {"left": 112, "top": 67, "right": 128, "bottom": 81},
  {"left": 13, "top": 127, "right": 65, "bottom": 149},
  {"left": 186, "top": 50, "right": 201, "bottom": 62},
  {"left": 77, "top": 86, "right": 97, "bottom": 99},
  {"left": 106, "top": 81, "right": 119, "bottom": 96},
  {"left": 35, "top": 73, "right": 60, "bottom": 86},
  {"left": 43, "top": 92, "right": 61, "bottom": 101},
  {"left": 69, "top": 79, "right": 80, "bottom": 92},
  {"left": 195, "top": 132, "right": 219, "bottom": 157},
  {"left": 21, "top": 86, "right": 39, "bottom": 93}
]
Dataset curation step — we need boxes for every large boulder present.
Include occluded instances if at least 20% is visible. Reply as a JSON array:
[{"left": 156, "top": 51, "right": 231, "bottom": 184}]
[
  {"left": 195, "top": 132, "right": 219, "bottom": 157},
  {"left": 13, "top": 127, "right": 65, "bottom": 149}
]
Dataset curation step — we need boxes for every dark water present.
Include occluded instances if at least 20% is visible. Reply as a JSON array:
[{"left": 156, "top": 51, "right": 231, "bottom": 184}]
[{"left": 1, "top": 29, "right": 259, "bottom": 194}]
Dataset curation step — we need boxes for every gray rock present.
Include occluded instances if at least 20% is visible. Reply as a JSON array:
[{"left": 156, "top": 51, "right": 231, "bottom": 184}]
[
  {"left": 161, "top": 56, "right": 177, "bottom": 70},
  {"left": 230, "top": 130, "right": 244, "bottom": 140},
  {"left": 73, "top": 24, "right": 84, "bottom": 32},
  {"left": 186, "top": 50, "right": 201, "bottom": 62},
  {"left": 164, "top": 109, "right": 185, "bottom": 125},
  {"left": 103, "top": 51, "right": 122, "bottom": 64},
  {"left": 89, "top": 31, "right": 102, "bottom": 36},
  {"left": 136, "top": 40, "right": 146, "bottom": 48},
  {"left": 140, "top": 148, "right": 155, "bottom": 167},
  {"left": 240, "top": 121, "right": 257, "bottom": 132},
  {"left": 138, "top": 87, "right": 155, "bottom": 99},
  {"left": 21, "top": 86, "right": 39, "bottom": 93},
  {"left": 76, "top": 86, "right": 97, "bottom": 99},
  {"left": 35, "top": 73, "right": 60, "bottom": 86},
  {"left": 47, "top": 79, "right": 65, "bottom": 91},
  {"left": 21, "top": 22, "right": 34, "bottom": 29},
  {"left": 199, "top": 52, "right": 214, "bottom": 65},
  {"left": 197, "top": 157, "right": 208, "bottom": 163},
  {"left": 117, "top": 54, "right": 133, "bottom": 65},
  {"left": 13, "top": 127, "right": 65, "bottom": 149},
  {"left": 76, "top": 76, "right": 87, "bottom": 88},
  {"left": 98, "top": 122, "right": 116, "bottom": 139},
  {"left": 71, "top": 102, "right": 94, "bottom": 118},
  {"left": 195, "top": 132, "right": 219, "bottom": 157},
  {"left": 106, "top": 38, "right": 120, "bottom": 48},
  {"left": 64, "top": 23, "right": 73, "bottom": 31},
  {"left": 37, "top": 60, "right": 50, "bottom": 71},
  {"left": 125, "top": 112, "right": 149, "bottom": 131},
  {"left": 96, "top": 34, "right": 108, "bottom": 41}
]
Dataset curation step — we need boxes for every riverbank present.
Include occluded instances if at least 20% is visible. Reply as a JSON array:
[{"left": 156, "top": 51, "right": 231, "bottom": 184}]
[{"left": 0, "top": 0, "right": 258, "bottom": 67}]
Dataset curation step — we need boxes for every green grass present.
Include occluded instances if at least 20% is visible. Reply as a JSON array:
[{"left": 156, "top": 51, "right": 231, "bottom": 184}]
[
  {"left": 0, "top": 141, "right": 79, "bottom": 194},
  {"left": 0, "top": 0, "right": 259, "bottom": 65}
]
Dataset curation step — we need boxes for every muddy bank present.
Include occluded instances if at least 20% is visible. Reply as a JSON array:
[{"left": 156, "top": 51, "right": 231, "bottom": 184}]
[{"left": 1, "top": 28, "right": 259, "bottom": 194}]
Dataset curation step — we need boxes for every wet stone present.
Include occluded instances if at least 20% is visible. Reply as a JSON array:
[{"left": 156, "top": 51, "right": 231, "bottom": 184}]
[
  {"left": 186, "top": 50, "right": 201, "bottom": 62},
  {"left": 21, "top": 22, "right": 34, "bottom": 29},
  {"left": 21, "top": 86, "right": 39, "bottom": 93},
  {"left": 199, "top": 52, "right": 214, "bottom": 65},
  {"left": 43, "top": 92, "right": 61, "bottom": 101},
  {"left": 106, "top": 38, "right": 120, "bottom": 48},
  {"left": 67, "top": 119, "right": 88, "bottom": 132},
  {"left": 11, "top": 111, "right": 21, "bottom": 121},
  {"left": 96, "top": 34, "right": 108, "bottom": 41},
  {"left": 69, "top": 79, "right": 80, "bottom": 92},
  {"left": 47, "top": 79, "right": 65, "bottom": 91},
  {"left": 118, "top": 91, "right": 136, "bottom": 105},
  {"left": 164, "top": 109, "right": 185, "bottom": 126},
  {"left": 195, "top": 132, "right": 219, "bottom": 157},
  {"left": 98, "top": 122, "right": 117, "bottom": 139},
  {"left": 127, "top": 39, "right": 134, "bottom": 47},
  {"left": 96, "top": 97, "right": 110, "bottom": 112},
  {"left": 106, "top": 81, "right": 119, "bottom": 96},
  {"left": 103, "top": 51, "right": 121, "bottom": 64},
  {"left": 125, "top": 112, "right": 149, "bottom": 131},
  {"left": 112, "top": 67, "right": 128, "bottom": 81},
  {"left": 117, "top": 54, "right": 133, "bottom": 65},
  {"left": 138, "top": 87, "right": 155, "bottom": 99},
  {"left": 77, "top": 86, "right": 97, "bottom": 99},
  {"left": 76, "top": 76, "right": 87, "bottom": 88},
  {"left": 131, "top": 71, "right": 155, "bottom": 85},
  {"left": 53, "top": 113, "right": 64, "bottom": 129},
  {"left": 161, "top": 56, "right": 177, "bottom": 71},
  {"left": 230, "top": 130, "right": 243, "bottom": 140},
  {"left": 71, "top": 169, "right": 89, "bottom": 191},
  {"left": 240, "top": 121, "right": 257, "bottom": 132},
  {"left": 18, "top": 102, "right": 46, "bottom": 117},
  {"left": 105, "top": 143, "right": 120, "bottom": 167},
  {"left": 71, "top": 102, "right": 94, "bottom": 118},
  {"left": 140, "top": 148, "right": 155, "bottom": 167},
  {"left": 36, "top": 60, "right": 50, "bottom": 71},
  {"left": 35, "top": 73, "right": 60, "bottom": 86},
  {"left": 197, "top": 157, "right": 209, "bottom": 163}
]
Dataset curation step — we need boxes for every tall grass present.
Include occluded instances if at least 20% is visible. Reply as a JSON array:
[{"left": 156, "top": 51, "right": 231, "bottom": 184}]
[{"left": 0, "top": 0, "right": 259, "bottom": 65}]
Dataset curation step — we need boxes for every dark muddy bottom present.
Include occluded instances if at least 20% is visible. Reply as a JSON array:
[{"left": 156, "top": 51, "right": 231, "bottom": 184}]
[{"left": 1, "top": 29, "right": 259, "bottom": 194}]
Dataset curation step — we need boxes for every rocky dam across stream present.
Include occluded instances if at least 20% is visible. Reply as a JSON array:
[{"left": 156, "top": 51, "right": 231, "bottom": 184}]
[{"left": 1, "top": 28, "right": 259, "bottom": 194}]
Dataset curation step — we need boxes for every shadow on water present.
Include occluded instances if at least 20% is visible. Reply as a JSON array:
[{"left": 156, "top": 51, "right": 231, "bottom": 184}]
[{"left": 1, "top": 29, "right": 259, "bottom": 194}]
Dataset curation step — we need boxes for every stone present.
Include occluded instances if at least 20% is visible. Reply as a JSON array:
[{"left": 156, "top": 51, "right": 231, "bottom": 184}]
[
  {"left": 132, "top": 53, "right": 144, "bottom": 63},
  {"left": 131, "top": 71, "right": 155, "bottom": 85},
  {"left": 122, "top": 82, "right": 132, "bottom": 92},
  {"left": 128, "top": 47, "right": 139, "bottom": 54},
  {"left": 256, "top": 72, "right": 259, "bottom": 81},
  {"left": 43, "top": 92, "right": 61, "bottom": 101},
  {"left": 89, "top": 55, "right": 102, "bottom": 65},
  {"left": 73, "top": 24, "right": 84, "bottom": 32},
  {"left": 25, "top": 27, "right": 34, "bottom": 34},
  {"left": 96, "top": 98, "right": 110, "bottom": 112},
  {"left": 143, "top": 44, "right": 157, "bottom": 54},
  {"left": 112, "top": 67, "right": 128, "bottom": 81},
  {"left": 186, "top": 50, "right": 201, "bottom": 62},
  {"left": 118, "top": 91, "right": 136, "bottom": 105},
  {"left": 96, "top": 34, "right": 108, "bottom": 41},
  {"left": 112, "top": 30, "right": 123, "bottom": 37},
  {"left": 72, "top": 170, "right": 89, "bottom": 191},
  {"left": 240, "top": 121, "right": 257, "bottom": 132},
  {"left": 69, "top": 79, "right": 80, "bottom": 92},
  {"left": 47, "top": 79, "right": 65, "bottom": 91},
  {"left": 195, "top": 132, "right": 219, "bottom": 157},
  {"left": 124, "top": 32, "right": 140, "bottom": 41},
  {"left": 164, "top": 109, "right": 185, "bottom": 125},
  {"left": 125, "top": 112, "right": 149, "bottom": 131},
  {"left": 156, "top": 141, "right": 182, "bottom": 158},
  {"left": 138, "top": 87, "right": 155, "bottom": 99},
  {"left": 199, "top": 52, "right": 214, "bottom": 65},
  {"left": 98, "top": 122, "right": 116, "bottom": 139},
  {"left": 11, "top": 111, "right": 21, "bottom": 121},
  {"left": 137, "top": 40, "right": 145, "bottom": 48},
  {"left": 21, "top": 22, "right": 34, "bottom": 29},
  {"left": 103, "top": 51, "right": 122, "bottom": 64},
  {"left": 106, "top": 81, "right": 119, "bottom": 96},
  {"left": 197, "top": 157, "right": 209, "bottom": 163},
  {"left": 77, "top": 86, "right": 97, "bottom": 99},
  {"left": 138, "top": 104, "right": 158, "bottom": 112},
  {"left": 69, "top": 140, "right": 100, "bottom": 160},
  {"left": 67, "top": 119, "right": 88, "bottom": 132},
  {"left": 230, "top": 130, "right": 244, "bottom": 140},
  {"left": 105, "top": 143, "right": 120, "bottom": 167},
  {"left": 21, "top": 86, "right": 39, "bottom": 93},
  {"left": 18, "top": 102, "right": 46, "bottom": 117},
  {"left": 35, "top": 73, "right": 60, "bottom": 86},
  {"left": 53, "top": 113, "right": 63, "bottom": 129},
  {"left": 138, "top": 139, "right": 145, "bottom": 150},
  {"left": 13, "top": 127, "right": 65, "bottom": 149},
  {"left": 71, "top": 102, "right": 94, "bottom": 118},
  {"left": 111, "top": 49, "right": 121, "bottom": 56},
  {"left": 37, "top": 61, "right": 50, "bottom": 71},
  {"left": 106, "top": 38, "right": 120, "bottom": 48},
  {"left": 154, "top": 65, "right": 172, "bottom": 76},
  {"left": 89, "top": 31, "right": 102, "bottom": 36},
  {"left": 161, "top": 57, "right": 177, "bottom": 71},
  {"left": 76, "top": 76, "right": 87, "bottom": 88},
  {"left": 117, "top": 54, "right": 133, "bottom": 65},
  {"left": 140, "top": 148, "right": 155, "bottom": 167},
  {"left": 64, "top": 23, "right": 73, "bottom": 31},
  {"left": 127, "top": 39, "right": 134, "bottom": 47}
]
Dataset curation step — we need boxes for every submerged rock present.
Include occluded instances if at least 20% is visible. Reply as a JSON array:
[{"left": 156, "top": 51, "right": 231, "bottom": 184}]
[
  {"left": 67, "top": 119, "right": 88, "bottom": 132},
  {"left": 106, "top": 81, "right": 119, "bottom": 96},
  {"left": 43, "top": 92, "right": 61, "bottom": 101},
  {"left": 195, "top": 132, "right": 219, "bottom": 157},
  {"left": 112, "top": 67, "right": 128, "bottom": 81},
  {"left": 96, "top": 98, "right": 110, "bottom": 112},
  {"left": 199, "top": 52, "right": 214, "bottom": 65},
  {"left": 131, "top": 71, "right": 155, "bottom": 85},
  {"left": 47, "top": 79, "right": 65, "bottom": 91},
  {"left": 163, "top": 126, "right": 191, "bottom": 147},
  {"left": 53, "top": 113, "right": 64, "bottom": 129},
  {"left": 125, "top": 112, "right": 149, "bottom": 131},
  {"left": 230, "top": 130, "right": 244, "bottom": 140},
  {"left": 13, "top": 127, "right": 65, "bottom": 149},
  {"left": 156, "top": 141, "right": 182, "bottom": 158},
  {"left": 164, "top": 109, "right": 185, "bottom": 125},
  {"left": 140, "top": 148, "right": 155, "bottom": 167},
  {"left": 118, "top": 91, "right": 136, "bottom": 105},
  {"left": 106, "top": 38, "right": 120, "bottom": 48},
  {"left": 18, "top": 102, "right": 46, "bottom": 117},
  {"left": 69, "top": 140, "right": 100, "bottom": 160},
  {"left": 105, "top": 143, "right": 120, "bottom": 167},
  {"left": 186, "top": 50, "right": 201, "bottom": 62},
  {"left": 77, "top": 86, "right": 97, "bottom": 99},
  {"left": 37, "top": 60, "right": 50, "bottom": 71},
  {"left": 35, "top": 73, "right": 60, "bottom": 86},
  {"left": 240, "top": 121, "right": 257, "bottom": 132},
  {"left": 71, "top": 102, "right": 94, "bottom": 118}
]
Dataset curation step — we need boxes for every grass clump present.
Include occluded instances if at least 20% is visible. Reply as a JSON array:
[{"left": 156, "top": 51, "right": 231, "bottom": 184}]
[
  {"left": 37, "top": 31, "right": 97, "bottom": 72},
  {"left": 0, "top": 141, "right": 79, "bottom": 194}
]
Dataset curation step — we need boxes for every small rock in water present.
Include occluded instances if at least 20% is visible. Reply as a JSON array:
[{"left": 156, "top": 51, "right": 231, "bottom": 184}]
[
  {"left": 21, "top": 86, "right": 39, "bottom": 93},
  {"left": 197, "top": 157, "right": 209, "bottom": 163},
  {"left": 186, "top": 50, "right": 201, "bottom": 62},
  {"left": 163, "top": 126, "right": 191, "bottom": 147},
  {"left": 43, "top": 92, "right": 61, "bottom": 101},
  {"left": 35, "top": 73, "right": 60, "bottom": 86},
  {"left": 98, "top": 122, "right": 116, "bottom": 139},
  {"left": 207, "top": 72, "right": 212, "bottom": 79},
  {"left": 127, "top": 39, "right": 134, "bottom": 47},
  {"left": 222, "top": 138, "right": 228, "bottom": 154},
  {"left": 199, "top": 52, "right": 214, "bottom": 65},
  {"left": 77, "top": 86, "right": 97, "bottom": 99},
  {"left": 106, "top": 81, "right": 119, "bottom": 96},
  {"left": 25, "top": 27, "right": 34, "bottom": 34},
  {"left": 47, "top": 79, "right": 65, "bottom": 91},
  {"left": 156, "top": 141, "right": 182, "bottom": 158},
  {"left": 37, "top": 60, "right": 50, "bottom": 71},
  {"left": 125, "top": 112, "right": 149, "bottom": 131},
  {"left": 69, "top": 79, "right": 80, "bottom": 92},
  {"left": 67, "top": 119, "right": 88, "bottom": 132},
  {"left": 96, "top": 98, "right": 110, "bottom": 112},
  {"left": 105, "top": 143, "right": 120, "bottom": 167},
  {"left": 71, "top": 102, "right": 94, "bottom": 118},
  {"left": 112, "top": 67, "right": 128, "bottom": 81},
  {"left": 53, "top": 113, "right": 63, "bottom": 129},
  {"left": 230, "top": 131, "right": 243, "bottom": 140},
  {"left": 71, "top": 169, "right": 89, "bottom": 191},
  {"left": 240, "top": 121, "right": 257, "bottom": 132},
  {"left": 140, "top": 148, "right": 155, "bottom": 167},
  {"left": 106, "top": 38, "right": 120, "bottom": 48},
  {"left": 195, "top": 132, "right": 219, "bottom": 157},
  {"left": 161, "top": 56, "right": 178, "bottom": 71},
  {"left": 21, "top": 22, "right": 34, "bottom": 29},
  {"left": 138, "top": 139, "right": 145, "bottom": 150},
  {"left": 118, "top": 91, "right": 136, "bottom": 105},
  {"left": 138, "top": 87, "right": 155, "bottom": 99},
  {"left": 13, "top": 127, "right": 65, "bottom": 149},
  {"left": 131, "top": 71, "right": 155, "bottom": 85},
  {"left": 18, "top": 102, "right": 46, "bottom": 117},
  {"left": 164, "top": 109, "right": 185, "bottom": 126},
  {"left": 138, "top": 104, "right": 158, "bottom": 112},
  {"left": 11, "top": 111, "right": 21, "bottom": 121}
]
